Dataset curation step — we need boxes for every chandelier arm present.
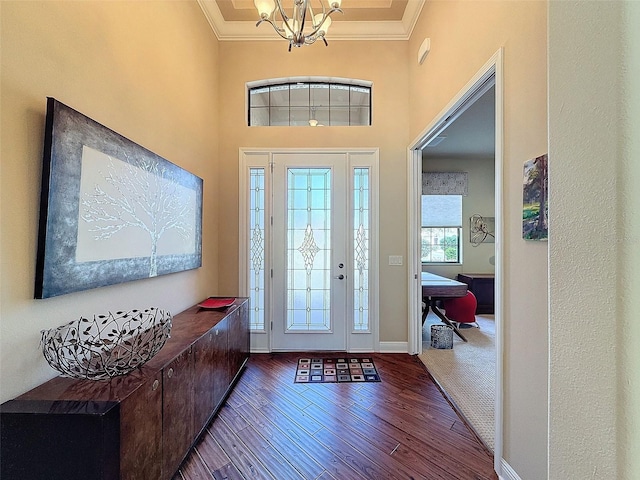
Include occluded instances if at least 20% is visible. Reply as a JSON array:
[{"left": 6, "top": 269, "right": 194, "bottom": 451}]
[
  {"left": 308, "top": 0, "right": 323, "bottom": 25},
  {"left": 257, "top": 17, "right": 291, "bottom": 41},
  {"left": 274, "top": 0, "right": 298, "bottom": 44},
  {"left": 295, "top": 1, "right": 310, "bottom": 46},
  {"left": 275, "top": 0, "right": 296, "bottom": 43},
  {"left": 304, "top": 8, "right": 342, "bottom": 40},
  {"left": 275, "top": 0, "right": 290, "bottom": 23}
]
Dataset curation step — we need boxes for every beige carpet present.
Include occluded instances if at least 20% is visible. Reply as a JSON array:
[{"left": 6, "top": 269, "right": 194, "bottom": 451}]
[{"left": 418, "top": 312, "right": 495, "bottom": 451}]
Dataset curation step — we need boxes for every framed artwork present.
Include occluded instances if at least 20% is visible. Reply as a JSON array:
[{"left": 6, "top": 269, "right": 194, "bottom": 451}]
[
  {"left": 35, "top": 98, "right": 203, "bottom": 299},
  {"left": 469, "top": 215, "right": 495, "bottom": 246},
  {"left": 522, "top": 154, "right": 548, "bottom": 241}
]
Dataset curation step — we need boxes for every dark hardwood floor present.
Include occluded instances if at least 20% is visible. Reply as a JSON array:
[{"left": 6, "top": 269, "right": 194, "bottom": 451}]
[{"left": 174, "top": 353, "right": 497, "bottom": 480}]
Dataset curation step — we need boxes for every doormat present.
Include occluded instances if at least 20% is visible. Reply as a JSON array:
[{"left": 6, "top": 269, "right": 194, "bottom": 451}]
[{"left": 294, "top": 357, "right": 381, "bottom": 383}]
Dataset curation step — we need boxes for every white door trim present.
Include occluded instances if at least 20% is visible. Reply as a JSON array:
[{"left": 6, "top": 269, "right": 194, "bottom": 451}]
[
  {"left": 239, "top": 147, "right": 380, "bottom": 354},
  {"left": 406, "top": 48, "right": 504, "bottom": 473}
]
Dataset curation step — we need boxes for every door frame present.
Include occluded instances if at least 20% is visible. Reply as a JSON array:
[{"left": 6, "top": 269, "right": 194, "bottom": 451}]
[
  {"left": 239, "top": 148, "right": 380, "bottom": 354},
  {"left": 406, "top": 49, "right": 504, "bottom": 470}
]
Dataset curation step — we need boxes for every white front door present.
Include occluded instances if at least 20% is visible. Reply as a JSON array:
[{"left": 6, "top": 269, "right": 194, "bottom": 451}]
[
  {"left": 272, "top": 153, "right": 348, "bottom": 351},
  {"left": 240, "top": 149, "right": 379, "bottom": 353}
]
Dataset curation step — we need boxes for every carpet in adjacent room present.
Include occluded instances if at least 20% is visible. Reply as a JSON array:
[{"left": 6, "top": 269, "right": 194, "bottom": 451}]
[{"left": 419, "top": 312, "right": 496, "bottom": 451}]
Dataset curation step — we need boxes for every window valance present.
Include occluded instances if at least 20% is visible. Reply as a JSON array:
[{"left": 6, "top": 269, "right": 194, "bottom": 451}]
[{"left": 422, "top": 172, "right": 468, "bottom": 195}]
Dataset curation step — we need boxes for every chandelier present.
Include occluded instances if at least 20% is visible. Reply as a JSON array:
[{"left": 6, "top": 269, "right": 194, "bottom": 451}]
[{"left": 254, "top": 0, "right": 343, "bottom": 51}]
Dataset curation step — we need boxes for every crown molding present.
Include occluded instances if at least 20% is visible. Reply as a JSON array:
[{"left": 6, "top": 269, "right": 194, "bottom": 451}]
[{"left": 197, "top": 0, "right": 424, "bottom": 41}]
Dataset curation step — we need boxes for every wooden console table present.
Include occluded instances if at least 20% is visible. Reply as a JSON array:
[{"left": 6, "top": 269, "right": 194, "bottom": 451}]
[{"left": 0, "top": 298, "right": 249, "bottom": 480}]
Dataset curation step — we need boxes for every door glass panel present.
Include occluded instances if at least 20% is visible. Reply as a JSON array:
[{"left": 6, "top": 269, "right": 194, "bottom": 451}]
[
  {"left": 353, "top": 168, "right": 370, "bottom": 331},
  {"left": 249, "top": 168, "right": 265, "bottom": 331},
  {"left": 286, "top": 168, "right": 331, "bottom": 332}
]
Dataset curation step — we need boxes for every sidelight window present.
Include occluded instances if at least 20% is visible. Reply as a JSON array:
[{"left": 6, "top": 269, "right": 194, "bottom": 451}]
[{"left": 249, "top": 168, "right": 266, "bottom": 331}]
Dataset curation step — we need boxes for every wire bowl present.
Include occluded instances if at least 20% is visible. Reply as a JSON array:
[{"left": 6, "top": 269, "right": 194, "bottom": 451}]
[{"left": 40, "top": 307, "right": 172, "bottom": 380}]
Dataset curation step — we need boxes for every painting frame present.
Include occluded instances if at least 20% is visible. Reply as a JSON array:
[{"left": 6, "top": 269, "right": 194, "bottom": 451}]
[
  {"left": 522, "top": 154, "right": 549, "bottom": 241},
  {"left": 35, "top": 98, "right": 203, "bottom": 299}
]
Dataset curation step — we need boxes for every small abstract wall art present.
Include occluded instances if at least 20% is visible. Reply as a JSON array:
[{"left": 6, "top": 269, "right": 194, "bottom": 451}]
[
  {"left": 470, "top": 214, "right": 495, "bottom": 246},
  {"left": 522, "top": 154, "right": 548, "bottom": 241},
  {"left": 35, "top": 98, "right": 203, "bottom": 299}
]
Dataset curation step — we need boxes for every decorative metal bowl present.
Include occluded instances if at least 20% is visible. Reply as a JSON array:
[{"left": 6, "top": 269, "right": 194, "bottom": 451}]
[{"left": 40, "top": 307, "right": 172, "bottom": 380}]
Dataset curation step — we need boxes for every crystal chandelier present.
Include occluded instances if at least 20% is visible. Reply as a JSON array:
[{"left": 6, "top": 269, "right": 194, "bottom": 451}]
[{"left": 254, "top": 0, "right": 343, "bottom": 51}]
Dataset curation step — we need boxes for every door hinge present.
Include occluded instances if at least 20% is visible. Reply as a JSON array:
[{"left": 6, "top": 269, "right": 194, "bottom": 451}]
[
  {"left": 270, "top": 321, "right": 273, "bottom": 331},
  {"left": 270, "top": 269, "right": 273, "bottom": 278}
]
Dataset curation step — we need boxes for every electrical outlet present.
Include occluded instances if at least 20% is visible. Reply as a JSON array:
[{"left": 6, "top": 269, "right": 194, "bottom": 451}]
[{"left": 388, "top": 255, "right": 403, "bottom": 266}]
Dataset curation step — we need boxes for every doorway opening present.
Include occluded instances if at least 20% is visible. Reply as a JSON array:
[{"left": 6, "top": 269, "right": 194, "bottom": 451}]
[{"left": 407, "top": 49, "right": 504, "bottom": 471}]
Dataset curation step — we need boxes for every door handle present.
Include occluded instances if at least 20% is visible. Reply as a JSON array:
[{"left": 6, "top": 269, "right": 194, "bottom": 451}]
[{"left": 334, "top": 274, "right": 345, "bottom": 280}]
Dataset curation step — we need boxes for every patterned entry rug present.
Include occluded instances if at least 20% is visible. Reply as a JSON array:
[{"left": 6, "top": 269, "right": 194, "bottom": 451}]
[{"left": 294, "top": 357, "right": 381, "bottom": 383}]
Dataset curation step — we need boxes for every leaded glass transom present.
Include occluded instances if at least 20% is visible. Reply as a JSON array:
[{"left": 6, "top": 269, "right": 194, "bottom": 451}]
[{"left": 249, "top": 80, "right": 371, "bottom": 127}]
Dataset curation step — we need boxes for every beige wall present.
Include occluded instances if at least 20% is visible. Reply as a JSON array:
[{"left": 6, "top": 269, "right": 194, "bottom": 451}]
[
  {"left": 0, "top": 1, "right": 220, "bottom": 402},
  {"left": 216, "top": 40, "right": 410, "bottom": 343},
  {"left": 422, "top": 157, "right": 495, "bottom": 278},
  {"left": 410, "top": 2, "right": 548, "bottom": 478},
  {"left": 549, "top": 1, "right": 638, "bottom": 478},
  {"left": 621, "top": 2, "right": 640, "bottom": 477}
]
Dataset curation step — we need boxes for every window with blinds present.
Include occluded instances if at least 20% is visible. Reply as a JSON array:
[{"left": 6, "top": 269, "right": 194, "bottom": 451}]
[{"left": 421, "top": 195, "right": 462, "bottom": 263}]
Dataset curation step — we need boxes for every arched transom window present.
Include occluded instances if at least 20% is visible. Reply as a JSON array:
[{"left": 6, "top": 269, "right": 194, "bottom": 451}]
[{"left": 247, "top": 77, "right": 372, "bottom": 127}]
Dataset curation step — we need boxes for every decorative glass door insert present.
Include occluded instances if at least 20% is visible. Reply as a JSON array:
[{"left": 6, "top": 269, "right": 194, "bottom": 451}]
[
  {"left": 353, "top": 167, "right": 370, "bottom": 332},
  {"left": 272, "top": 153, "right": 347, "bottom": 351},
  {"left": 286, "top": 168, "right": 332, "bottom": 332},
  {"left": 249, "top": 168, "right": 266, "bottom": 331}
]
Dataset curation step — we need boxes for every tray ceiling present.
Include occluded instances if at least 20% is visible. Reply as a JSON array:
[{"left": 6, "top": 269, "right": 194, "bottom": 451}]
[{"left": 197, "top": 0, "right": 425, "bottom": 40}]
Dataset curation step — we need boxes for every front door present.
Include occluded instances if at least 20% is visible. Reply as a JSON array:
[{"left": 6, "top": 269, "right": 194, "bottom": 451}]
[
  {"left": 272, "top": 153, "right": 348, "bottom": 351},
  {"left": 240, "top": 149, "right": 378, "bottom": 353}
]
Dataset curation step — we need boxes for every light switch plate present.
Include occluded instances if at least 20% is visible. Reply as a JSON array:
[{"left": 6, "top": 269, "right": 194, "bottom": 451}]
[{"left": 389, "top": 255, "right": 403, "bottom": 266}]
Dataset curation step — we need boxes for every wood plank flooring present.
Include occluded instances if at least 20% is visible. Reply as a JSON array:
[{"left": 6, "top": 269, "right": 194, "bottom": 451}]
[{"left": 174, "top": 353, "right": 497, "bottom": 480}]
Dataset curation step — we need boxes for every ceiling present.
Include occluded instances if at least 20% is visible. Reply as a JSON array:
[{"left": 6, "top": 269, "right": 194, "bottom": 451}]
[
  {"left": 423, "top": 86, "right": 496, "bottom": 159},
  {"left": 197, "top": 0, "right": 426, "bottom": 40},
  {"left": 197, "top": 0, "right": 494, "bottom": 159}
]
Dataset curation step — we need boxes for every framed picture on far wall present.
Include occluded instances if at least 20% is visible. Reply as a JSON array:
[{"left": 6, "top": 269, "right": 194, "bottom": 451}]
[
  {"left": 522, "top": 154, "right": 548, "bottom": 241},
  {"left": 469, "top": 214, "right": 495, "bottom": 246}
]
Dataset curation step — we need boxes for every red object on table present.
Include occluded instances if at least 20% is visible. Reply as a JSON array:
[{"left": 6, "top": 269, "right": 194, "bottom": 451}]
[{"left": 198, "top": 297, "right": 236, "bottom": 309}]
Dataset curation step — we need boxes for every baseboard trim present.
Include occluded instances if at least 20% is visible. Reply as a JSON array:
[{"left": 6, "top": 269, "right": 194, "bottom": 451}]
[
  {"left": 498, "top": 458, "right": 521, "bottom": 480},
  {"left": 347, "top": 348, "right": 377, "bottom": 354},
  {"left": 379, "top": 341, "right": 408, "bottom": 353},
  {"left": 250, "top": 347, "right": 270, "bottom": 354},
  {"left": 251, "top": 344, "right": 409, "bottom": 354}
]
